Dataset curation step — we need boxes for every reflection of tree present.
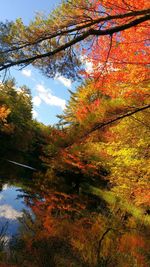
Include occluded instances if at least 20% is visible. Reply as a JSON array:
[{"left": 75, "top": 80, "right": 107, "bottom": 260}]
[
  {"left": 3, "top": 190, "right": 149, "bottom": 267},
  {"left": 0, "top": 222, "right": 9, "bottom": 265},
  {"left": 0, "top": 179, "right": 149, "bottom": 266},
  {"left": 0, "top": 222, "right": 8, "bottom": 249},
  {"left": 7, "top": 209, "right": 88, "bottom": 267},
  {"left": 0, "top": 182, "right": 2, "bottom": 192}
]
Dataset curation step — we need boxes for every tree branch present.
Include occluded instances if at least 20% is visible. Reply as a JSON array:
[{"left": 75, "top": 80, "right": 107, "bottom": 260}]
[
  {"left": 0, "top": 9, "right": 149, "bottom": 71},
  {"left": 1, "top": 8, "right": 149, "bottom": 55},
  {"left": 91, "top": 14, "right": 150, "bottom": 36},
  {"left": 97, "top": 228, "right": 112, "bottom": 264},
  {"left": 62, "top": 104, "right": 150, "bottom": 149},
  {"left": 86, "top": 104, "right": 150, "bottom": 137}
]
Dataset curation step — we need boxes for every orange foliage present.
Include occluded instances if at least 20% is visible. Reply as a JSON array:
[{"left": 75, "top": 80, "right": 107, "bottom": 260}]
[
  {"left": 119, "top": 233, "right": 149, "bottom": 266},
  {"left": 93, "top": 0, "right": 150, "bottom": 12},
  {"left": 0, "top": 105, "right": 14, "bottom": 134},
  {"left": 0, "top": 105, "right": 10, "bottom": 123},
  {"left": 83, "top": 1, "right": 150, "bottom": 99},
  {"left": 60, "top": 149, "right": 98, "bottom": 176},
  {"left": 30, "top": 192, "right": 87, "bottom": 236}
]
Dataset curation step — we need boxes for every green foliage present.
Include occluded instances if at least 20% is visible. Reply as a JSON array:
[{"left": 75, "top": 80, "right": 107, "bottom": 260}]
[{"left": 0, "top": 79, "right": 33, "bottom": 152}]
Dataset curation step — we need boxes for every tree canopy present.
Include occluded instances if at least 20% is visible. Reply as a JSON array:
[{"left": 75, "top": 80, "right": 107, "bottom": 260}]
[{"left": 0, "top": 0, "right": 149, "bottom": 79}]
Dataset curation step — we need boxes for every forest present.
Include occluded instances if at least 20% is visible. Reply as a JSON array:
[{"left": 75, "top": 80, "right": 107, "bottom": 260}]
[{"left": 0, "top": 1, "right": 150, "bottom": 266}]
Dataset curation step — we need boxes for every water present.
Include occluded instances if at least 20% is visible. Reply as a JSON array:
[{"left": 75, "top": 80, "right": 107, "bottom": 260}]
[
  {"left": 0, "top": 183, "right": 31, "bottom": 239},
  {"left": 0, "top": 159, "right": 149, "bottom": 266},
  {"left": 0, "top": 158, "right": 35, "bottom": 242},
  {"left": 0, "top": 160, "right": 85, "bottom": 266}
]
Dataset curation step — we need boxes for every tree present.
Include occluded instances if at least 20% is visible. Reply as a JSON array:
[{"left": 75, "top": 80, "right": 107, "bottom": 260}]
[
  {"left": 0, "top": 105, "right": 12, "bottom": 133},
  {"left": 0, "top": 79, "right": 53, "bottom": 170},
  {"left": 0, "top": 79, "right": 33, "bottom": 155},
  {"left": 0, "top": 1, "right": 149, "bottom": 80}
]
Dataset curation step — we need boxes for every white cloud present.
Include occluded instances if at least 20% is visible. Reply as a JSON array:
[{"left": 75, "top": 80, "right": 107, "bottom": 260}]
[
  {"left": 80, "top": 55, "right": 119, "bottom": 74},
  {"left": 36, "top": 84, "right": 47, "bottom": 94},
  {"left": 2, "top": 184, "right": 8, "bottom": 191},
  {"left": 0, "top": 195, "right": 3, "bottom": 201},
  {"left": 32, "top": 109, "right": 38, "bottom": 119},
  {"left": 21, "top": 69, "right": 32, "bottom": 77},
  {"left": 85, "top": 61, "right": 93, "bottom": 74},
  {"left": 33, "top": 96, "right": 41, "bottom": 107},
  {"left": 36, "top": 84, "right": 66, "bottom": 110},
  {"left": 39, "top": 93, "right": 66, "bottom": 110},
  {"left": 80, "top": 55, "right": 93, "bottom": 74},
  {"left": 0, "top": 204, "right": 23, "bottom": 220},
  {"left": 55, "top": 74, "right": 72, "bottom": 88}
]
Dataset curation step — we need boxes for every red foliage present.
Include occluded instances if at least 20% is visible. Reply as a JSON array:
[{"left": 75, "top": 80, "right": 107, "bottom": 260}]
[{"left": 83, "top": 1, "right": 149, "bottom": 99}]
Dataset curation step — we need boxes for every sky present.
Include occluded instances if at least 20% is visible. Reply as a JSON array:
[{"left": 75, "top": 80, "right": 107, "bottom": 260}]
[{"left": 0, "top": 0, "right": 77, "bottom": 125}]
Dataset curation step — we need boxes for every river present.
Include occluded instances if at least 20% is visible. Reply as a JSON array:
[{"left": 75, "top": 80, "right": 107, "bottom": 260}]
[
  {"left": 0, "top": 159, "right": 149, "bottom": 267},
  {"left": 0, "top": 159, "right": 85, "bottom": 266}
]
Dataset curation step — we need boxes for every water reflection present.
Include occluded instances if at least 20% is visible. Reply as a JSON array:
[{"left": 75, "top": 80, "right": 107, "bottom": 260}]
[
  {"left": 0, "top": 160, "right": 149, "bottom": 266},
  {"left": 0, "top": 184, "right": 31, "bottom": 237},
  {"left": 0, "top": 157, "right": 35, "bottom": 242}
]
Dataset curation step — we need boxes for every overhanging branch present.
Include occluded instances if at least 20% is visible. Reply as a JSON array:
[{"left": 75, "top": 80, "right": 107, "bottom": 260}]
[
  {"left": 86, "top": 103, "right": 150, "bottom": 137},
  {"left": 63, "top": 104, "right": 150, "bottom": 148},
  {"left": 0, "top": 9, "right": 149, "bottom": 71}
]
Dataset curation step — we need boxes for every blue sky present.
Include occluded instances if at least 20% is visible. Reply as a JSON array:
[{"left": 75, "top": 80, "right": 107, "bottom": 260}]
[{"left": 0, "top": 0, "right": 76, "bottom": 125}]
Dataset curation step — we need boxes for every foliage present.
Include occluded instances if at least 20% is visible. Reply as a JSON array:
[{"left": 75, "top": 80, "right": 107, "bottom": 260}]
[
  {"left": 0, "top": 80, "right": 32, "bottom": 151},
  {"left": 0, "top": 1, "right": 149, "bottom": 79},
  {"left": 0, "top": 79, "right": 53, "bottom": 171},
  {"left": 0, "top": 1, "right": 150, "bottom": 266}
]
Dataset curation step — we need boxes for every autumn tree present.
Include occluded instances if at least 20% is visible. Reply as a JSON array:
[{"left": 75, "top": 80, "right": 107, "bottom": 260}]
[
  {"left": 0, "top": 1, "right": 149, "bottom": 79},
  {"left": 0, "top": 105, "right": 11, "bottom": 133},
  {"left": 0, "top": 79, "right": 34, "bottom": 153},
  {"left": 0, "top": 1, "right": 149, "bottom": 124}
]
